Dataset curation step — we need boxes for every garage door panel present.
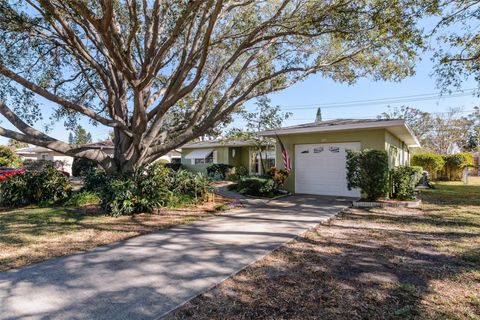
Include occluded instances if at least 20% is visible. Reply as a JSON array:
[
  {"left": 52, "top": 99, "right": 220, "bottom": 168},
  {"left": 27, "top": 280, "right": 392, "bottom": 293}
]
[{"left": 295, "top": 143, "right": 361, "bottom": 197}]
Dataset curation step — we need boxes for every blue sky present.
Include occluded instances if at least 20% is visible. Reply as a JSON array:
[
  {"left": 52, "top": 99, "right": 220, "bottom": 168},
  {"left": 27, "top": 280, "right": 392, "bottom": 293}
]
[{"left": 0, "top": 49, "right": 478, "bottom": 145}]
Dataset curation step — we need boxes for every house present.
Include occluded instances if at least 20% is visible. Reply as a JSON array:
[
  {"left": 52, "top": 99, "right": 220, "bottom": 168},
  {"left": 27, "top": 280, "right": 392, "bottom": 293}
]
[
  {"left": 260, "top": 118, "right": 420, "bottom": 197},
  {"left": 181, "top": 139, "right": 275, "bottom": 175},
  {"left": 16, "top": 141, "right": 181, "bottom": 176},
  {"left": 16, "top": 146, "right": 75, "bottom": 175}
]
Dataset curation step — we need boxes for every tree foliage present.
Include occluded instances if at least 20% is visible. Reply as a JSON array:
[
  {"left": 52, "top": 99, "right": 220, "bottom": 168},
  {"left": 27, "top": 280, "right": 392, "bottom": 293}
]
[
  {"left": 379, "top": 106, "right": 475, "bottom": 153},
  {"left": 68, "top": 125, "right": 93, "bottom": 145},
  {"left": 228, "top": 96, "right": 291, "bottom": 173},
  {"left": 7, "top": 138, "right": 28, "bottom": 149},
  {"left": 0, "top": 0, "right": 436, "bottom": 173},
  {"left": 378, "top": 105, "right": 432, "bottom": 143},
  {"left": 0, "top": 145, "right": 22, "bottom": 168},
  {"left": 433, "top": 1, "right": 480, "bottom": 89}
]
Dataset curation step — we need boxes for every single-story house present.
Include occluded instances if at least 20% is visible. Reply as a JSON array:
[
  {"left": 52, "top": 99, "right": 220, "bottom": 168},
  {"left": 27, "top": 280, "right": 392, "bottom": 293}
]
[
  {"left": 259, "top": 118, "right": 420, "bottom": 197},
  {"left": 181, "top": 139, "right": 275, "bottom": 175},
  {"left": 16, "top": 141, "right": 181, "bottom": 175},
  {"left": 16, "top": 146, "right": 75, "bottom": 175}
]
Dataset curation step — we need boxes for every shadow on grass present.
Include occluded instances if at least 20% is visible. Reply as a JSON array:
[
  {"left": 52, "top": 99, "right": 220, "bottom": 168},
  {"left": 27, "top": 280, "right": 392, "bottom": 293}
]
[{"left": 166, "top": 192, "right": 480, "bottom": 320}]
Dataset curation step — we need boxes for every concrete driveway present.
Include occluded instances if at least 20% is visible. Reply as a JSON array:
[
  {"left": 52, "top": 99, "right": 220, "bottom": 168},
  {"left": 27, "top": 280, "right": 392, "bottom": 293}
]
[{"left": 0, "top": 195, "right": 351, "bottom": 320}]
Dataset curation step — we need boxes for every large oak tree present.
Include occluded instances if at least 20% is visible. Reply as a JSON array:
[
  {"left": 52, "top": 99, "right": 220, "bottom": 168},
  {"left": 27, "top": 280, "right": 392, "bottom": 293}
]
[{"left": 0, "top": 0, "right": 435, "bottom": 173}]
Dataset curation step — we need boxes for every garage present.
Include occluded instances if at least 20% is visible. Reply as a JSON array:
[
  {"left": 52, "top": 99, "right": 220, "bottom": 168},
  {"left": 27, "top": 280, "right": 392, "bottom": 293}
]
[{"left": 294, "top": 142, "right": 361, "bottom": 197}]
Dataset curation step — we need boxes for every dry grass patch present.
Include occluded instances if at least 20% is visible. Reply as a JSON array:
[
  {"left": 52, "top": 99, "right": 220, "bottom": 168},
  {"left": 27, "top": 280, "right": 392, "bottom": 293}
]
[
  {"left": 167, "top": 179, "right": 480, "bottom": 320},
  {"left": 0, "top": 195, "right": 232, "bottom": 272}
]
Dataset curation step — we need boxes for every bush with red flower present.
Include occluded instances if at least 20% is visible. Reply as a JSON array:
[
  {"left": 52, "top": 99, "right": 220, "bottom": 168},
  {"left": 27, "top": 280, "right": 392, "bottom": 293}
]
[{"left": 0, "top": 164, "right": 71, "bottom": 207}]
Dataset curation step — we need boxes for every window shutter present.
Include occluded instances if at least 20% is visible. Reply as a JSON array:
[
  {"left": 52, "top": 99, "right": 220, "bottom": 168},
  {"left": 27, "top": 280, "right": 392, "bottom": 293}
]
[{"left": 213, "top": 150, "right": 218, "bottom": 164}]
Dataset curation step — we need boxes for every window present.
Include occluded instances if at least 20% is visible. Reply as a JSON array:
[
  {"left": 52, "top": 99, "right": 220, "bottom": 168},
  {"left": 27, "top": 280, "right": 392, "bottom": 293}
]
[
  {"left": 185, "top": 149, "right": 216, "bottom": 165},
  {"left": 194, "top": 153, "right": 213, "bottom": 165}
]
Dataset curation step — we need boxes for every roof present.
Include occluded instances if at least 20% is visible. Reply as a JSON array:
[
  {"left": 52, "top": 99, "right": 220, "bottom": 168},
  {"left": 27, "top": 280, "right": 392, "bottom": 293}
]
[
  {"left": 182, "top": 139, "right": 255, "bottom": 149},
  {"left": 259, "top": 118, "right": 421, "bottom": 147},
  {"left": 16, "top": 146, "right": 53, "bottom": 154},
  {"left": 15, "top": 140, "right": 115, "bottom": 155}
]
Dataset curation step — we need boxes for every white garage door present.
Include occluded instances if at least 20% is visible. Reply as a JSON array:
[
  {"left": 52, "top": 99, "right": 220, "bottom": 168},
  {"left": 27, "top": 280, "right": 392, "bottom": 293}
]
[{"left": 295, "top": 142, "right": 361, "bottom": 197}]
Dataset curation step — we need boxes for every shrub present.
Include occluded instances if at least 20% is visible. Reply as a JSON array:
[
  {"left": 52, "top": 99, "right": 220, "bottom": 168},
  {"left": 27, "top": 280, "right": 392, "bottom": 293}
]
[
  {"left": 165, "top": 162, "right": 183, "bottom": 171},
  {"left": 0, "top": 165, "right": 71, "bottom": 207},
  {"left": 98, "top": 165, "right": 173, "bottom": 216},
  {"left": 390, "top": 166, "right": 423, "bottom": 200},
  {"left": 206, "top": 164, "right": 233, "bottom": 180},
  {"left": 226, "top": 166, "right": 249, "bottom": 181},
  {"left": 171, "top": 170, "right": 211, "bottom": 201},
  {"left": 72, "top": 158, "right": 98, "bottom": 176},
  {"left": 266, "top": 167, "right": 289, "bottom": 190},
  {"left": 65, "top": 191, "right": 101, "bottom": 206},
  {"left": 231, "top": 177, "right": 275, "bottom": 197},
  {"left": 411, "top": 153, "right": 444, "bottom": 178},
  {"left": 0, "top": 146, "right": 22, "bottom": 168},
  {"left": 83, "top": 168, "right": 110, "bottom": 191},
  {"left": 440, "top": 153, "right": 474, "bottom": 181},
  {"left": 346, "top": 149, "right": 389, "bottom": 201},
  {"left": 94, "top": 167, "right": 211, "bottom": 216}
]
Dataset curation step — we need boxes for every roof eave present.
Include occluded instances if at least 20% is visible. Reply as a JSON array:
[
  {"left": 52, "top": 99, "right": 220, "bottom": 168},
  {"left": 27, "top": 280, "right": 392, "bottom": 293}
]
[{"left": 259, "top": 120, "right": 421, "bottom": 148}]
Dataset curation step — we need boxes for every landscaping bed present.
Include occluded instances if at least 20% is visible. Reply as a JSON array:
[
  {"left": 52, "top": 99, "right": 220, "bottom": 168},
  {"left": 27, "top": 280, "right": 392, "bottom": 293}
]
[
  {"left": 166, "top": 177, "right": 480, "bottom": 320},
  {"left": 0, "top": 195, "right": 231, "bottom": 272}
]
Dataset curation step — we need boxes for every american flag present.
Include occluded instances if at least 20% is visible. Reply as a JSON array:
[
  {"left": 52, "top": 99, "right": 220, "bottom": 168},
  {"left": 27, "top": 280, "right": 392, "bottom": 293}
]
[{"left": 276, "top": 134, "right": 291, "bottom": 173}]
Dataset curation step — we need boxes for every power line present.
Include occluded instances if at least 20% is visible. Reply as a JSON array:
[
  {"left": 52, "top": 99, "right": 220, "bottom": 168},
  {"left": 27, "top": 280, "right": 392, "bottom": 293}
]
[{"left": 239, "top": 88, "right": 475, "bottom": 111}]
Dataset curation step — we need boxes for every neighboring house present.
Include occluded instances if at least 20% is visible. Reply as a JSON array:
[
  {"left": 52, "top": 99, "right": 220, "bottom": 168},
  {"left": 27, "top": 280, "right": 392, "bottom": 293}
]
[
  {"left": 181, "top": 140, "right": 275, "bottom": 175},
  {"left": 16, "top": 141, "right": 181, "bottom": 176},
  {"left": 260, "top": 118, "right": 420, "bottom": 197},
  {"left": 16, "top": 146, "right": 74, "bottom": 175}
]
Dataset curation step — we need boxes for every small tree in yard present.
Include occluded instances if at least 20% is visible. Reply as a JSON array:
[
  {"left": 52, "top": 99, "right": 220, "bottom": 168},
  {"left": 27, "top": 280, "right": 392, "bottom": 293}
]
[
  {"left": 229, "top": 96, "right": 291, "bottom": 174},
  {"left": 0, "top": 1, "right": 436, "bottom": 174},
  {"left": 0, "top": 145, "right": 22, "bottom": 168},
  {"left": 346, "top": 150, "right": 389, "bottom": 201},
  {"left": 411, "top": 152, "right": 445, "bottom": 178}
]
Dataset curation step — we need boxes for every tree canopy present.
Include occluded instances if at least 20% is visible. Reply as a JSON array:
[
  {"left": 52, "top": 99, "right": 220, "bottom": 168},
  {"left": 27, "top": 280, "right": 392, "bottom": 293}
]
[
  {"left": 433, "top": 1, "right": 480, "bottom": 89},
  {"left": 68, "top": 125, "right": 93, "bottom": 145},
  {"left": 0, "top": 0, "right": 437, "bottom": 172}
]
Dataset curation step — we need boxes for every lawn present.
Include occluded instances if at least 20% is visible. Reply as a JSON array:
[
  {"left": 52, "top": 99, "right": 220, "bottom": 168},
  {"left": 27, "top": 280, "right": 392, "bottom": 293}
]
[
  {"left": 167, "top": 177, "right": 480, "bottom": 320},
  {"left": 0, "top": 196, "right": 232, "bottom": 272}
]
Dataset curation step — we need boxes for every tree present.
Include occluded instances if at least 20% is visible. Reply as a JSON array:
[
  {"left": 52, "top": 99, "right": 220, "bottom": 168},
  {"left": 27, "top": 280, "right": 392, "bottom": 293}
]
[
  {"left": 432, "top": 1, "right": 480, "bottom": 90},
  {"left": 0, "top": 0, "right": 436, "bottom": 173},
  {"left": 422, "top": 108, "right": 474, "bottom": 153},
  {"left": 0, "top": 145, "right": 22, "bottom": 168},
  {"left": 228, "top": 96, "right": 291, "bottom": 173},
  {"left": 378, "top": 105, "right": 433, "bottom": 144},
  {"left": 7, "top": 138, "right": 28, "bottom": 149},
  {"left": 464, "top": 106, "right": 480, "bottom": 151},
  {"left": 68, "top": 125, "right": 93, "bottom": 145}
]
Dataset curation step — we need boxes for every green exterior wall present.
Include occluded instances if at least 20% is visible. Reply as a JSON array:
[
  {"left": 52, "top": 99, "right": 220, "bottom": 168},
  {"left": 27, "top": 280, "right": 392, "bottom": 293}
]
[
  {"left": 385, "top": 130, "right": 410, "bottom": 168},
  {"left": 181, "top": 146, "right": 251, "bottom": 173},
  {"left": 275, "top": 129, "right": 407, "bottom": 193}
]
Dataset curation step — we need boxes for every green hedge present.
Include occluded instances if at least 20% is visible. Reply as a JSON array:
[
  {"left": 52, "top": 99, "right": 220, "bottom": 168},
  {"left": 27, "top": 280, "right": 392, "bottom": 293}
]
[
  {"left": 411, "top": 153, "right": 444, "bottom": 177},
  {"left": 390, "top": 166, "right": 423, "bottom": 200},
  {"left": 440, "top": 153, "right": 474, "bottom": 181},
  {"left": 346, "top": 149, "right": 389, "bottom": 201}
]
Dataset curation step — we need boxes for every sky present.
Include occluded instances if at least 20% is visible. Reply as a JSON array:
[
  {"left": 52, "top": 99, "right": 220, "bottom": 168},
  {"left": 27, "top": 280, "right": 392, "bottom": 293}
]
[{"left": 0, "top": 34, "right": 478, "bottom": 145}]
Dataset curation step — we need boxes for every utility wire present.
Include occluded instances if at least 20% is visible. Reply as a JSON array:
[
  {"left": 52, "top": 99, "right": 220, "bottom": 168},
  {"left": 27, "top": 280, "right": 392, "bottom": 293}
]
[{"left": 273, "top": 88, "right": 477, "bottom": 109}]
